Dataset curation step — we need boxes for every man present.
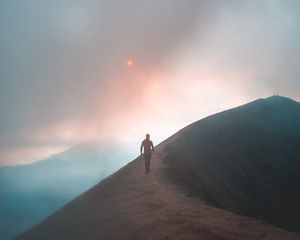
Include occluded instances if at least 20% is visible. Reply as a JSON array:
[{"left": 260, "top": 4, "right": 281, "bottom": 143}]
[{"left": 140, "top": 134, "right": 154, "bottom": 174}]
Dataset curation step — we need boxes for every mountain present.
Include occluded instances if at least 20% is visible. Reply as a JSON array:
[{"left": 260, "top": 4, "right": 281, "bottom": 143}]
[
  {"left": 17, "top": 96, "right": 300, "bottom": 240},
  {"left": 0, "top": 142, "right": 132, "bottom": 240}
]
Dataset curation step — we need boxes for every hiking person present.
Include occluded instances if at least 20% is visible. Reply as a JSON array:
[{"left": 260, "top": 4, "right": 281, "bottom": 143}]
[{"left": 140, "top": 134, "right": 154, "bottom": 174}]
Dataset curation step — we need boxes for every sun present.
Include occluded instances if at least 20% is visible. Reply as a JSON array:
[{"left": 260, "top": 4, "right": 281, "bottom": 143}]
[{"left": 127, "top": 59, "right": 133, "bottom": 67}]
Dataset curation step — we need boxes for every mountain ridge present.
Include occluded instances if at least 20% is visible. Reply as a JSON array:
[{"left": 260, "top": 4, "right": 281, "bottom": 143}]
[{"left": 17, "top": 96, "right": 300, "bottom": 240}]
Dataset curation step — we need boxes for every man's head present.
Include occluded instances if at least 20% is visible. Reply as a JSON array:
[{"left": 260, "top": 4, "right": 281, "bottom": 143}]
[{"left": 146, "top": 134, "right": 150, "bottom": 139}]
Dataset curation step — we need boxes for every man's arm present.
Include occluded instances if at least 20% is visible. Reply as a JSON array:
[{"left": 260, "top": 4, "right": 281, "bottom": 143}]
[
  {"left": 151, "top": 141, "right": 154, "bottom": 152},
  {"left": 140, "top": 141, "right": 144, "bottom": 155}
]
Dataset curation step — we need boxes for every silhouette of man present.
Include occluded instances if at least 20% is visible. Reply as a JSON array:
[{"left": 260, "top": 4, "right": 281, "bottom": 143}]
[{"left": 140, "top": 134, "right": 154, "bottom": 174}]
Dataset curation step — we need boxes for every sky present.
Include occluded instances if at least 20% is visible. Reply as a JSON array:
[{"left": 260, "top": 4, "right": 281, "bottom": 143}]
[{"left": 0, "top": 0, "right": 300, "bottom": 165}]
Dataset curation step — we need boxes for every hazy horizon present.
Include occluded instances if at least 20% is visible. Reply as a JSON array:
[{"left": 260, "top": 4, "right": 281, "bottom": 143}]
[{"left": 1, "top": 0, "right": 300, "bottom": 165}]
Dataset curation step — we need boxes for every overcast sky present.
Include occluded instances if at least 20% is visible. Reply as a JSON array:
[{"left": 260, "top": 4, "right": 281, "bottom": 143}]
[{"left": 1, "top": 0, "right": 300, "bottom": 165}]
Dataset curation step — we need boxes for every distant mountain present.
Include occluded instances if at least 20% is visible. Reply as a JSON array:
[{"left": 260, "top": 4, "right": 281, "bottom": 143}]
[
  {"left": 17, "top": 96, "right": 300, "bottom": 240},
  {"left": 0, "top": 142, "right": 132, "bottom": 240}
]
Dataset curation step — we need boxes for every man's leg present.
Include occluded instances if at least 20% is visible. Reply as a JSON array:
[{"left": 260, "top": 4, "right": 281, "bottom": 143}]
[
  {"left": 144, "top": 154, "right": 151, "bottom": 173},
  {"left": 146, "top": 158, "right": 150, "bottom": 172},
  {"left": 144, "top": 157, "right": 148, "bottom": 173}
]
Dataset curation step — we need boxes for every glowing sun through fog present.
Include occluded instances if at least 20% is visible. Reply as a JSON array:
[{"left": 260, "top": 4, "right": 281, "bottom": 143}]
[{"left": 127, "top": 59, "right": 133, "bottom": 67}]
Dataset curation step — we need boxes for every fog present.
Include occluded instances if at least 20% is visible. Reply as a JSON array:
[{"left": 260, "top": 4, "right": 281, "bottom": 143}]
[
  {"left": 0, "top": 0, "right": 300, "bottom": 165},
  {"left": 0, "top": 141, "right": 132, "bottom": 239}
]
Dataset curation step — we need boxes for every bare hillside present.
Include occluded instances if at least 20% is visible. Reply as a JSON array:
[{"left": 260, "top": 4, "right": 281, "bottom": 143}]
[{"left": 17, "top": 96, "right": 300, "bottom": 240}]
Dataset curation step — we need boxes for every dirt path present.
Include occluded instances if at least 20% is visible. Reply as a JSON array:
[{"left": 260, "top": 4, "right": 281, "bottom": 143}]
[{"left": 102, "top": 148, "right": 300, "bottom": 240}]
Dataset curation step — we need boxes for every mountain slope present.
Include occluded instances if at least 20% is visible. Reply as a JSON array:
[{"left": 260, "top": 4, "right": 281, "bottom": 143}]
[
  {"left": 163, "top": 96, "right": 300, "bottom": 231},
  {"left": 17, "top": 96, "right": 300, "bottom": 240}
]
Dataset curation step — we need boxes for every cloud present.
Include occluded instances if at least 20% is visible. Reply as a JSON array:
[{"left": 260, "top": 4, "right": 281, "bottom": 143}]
[
  {"left": 0, "top": 0, "right": 208, "bottom": 164},
  {"left": 0, "top": 0, "right": 300, "bottom": 164}
]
